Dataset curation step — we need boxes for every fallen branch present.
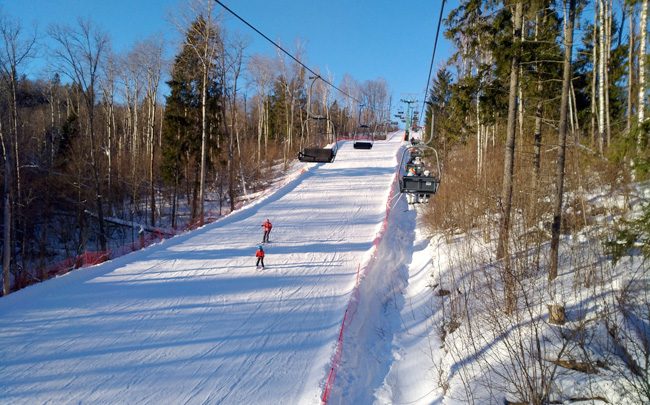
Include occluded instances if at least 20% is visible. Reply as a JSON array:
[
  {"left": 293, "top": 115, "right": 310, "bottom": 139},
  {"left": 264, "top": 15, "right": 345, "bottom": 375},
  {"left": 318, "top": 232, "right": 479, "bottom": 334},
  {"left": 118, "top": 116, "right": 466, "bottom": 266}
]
[
  {"left": 84, "top": 210, "right": 174, "bottom": 236},
  {"left": 546, "top": 358, "right": 599, "bottom": 374}
]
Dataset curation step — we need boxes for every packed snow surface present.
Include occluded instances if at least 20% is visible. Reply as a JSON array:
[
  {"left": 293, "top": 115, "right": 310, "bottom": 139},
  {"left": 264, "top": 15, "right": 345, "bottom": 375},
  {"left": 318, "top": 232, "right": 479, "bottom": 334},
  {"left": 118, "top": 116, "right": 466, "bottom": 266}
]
[
  {"left": 0, "top": 134, "right": 407, "bottom": 404},
  {"left": 3, "top": 132, "right": 643, "bottom": 404}
]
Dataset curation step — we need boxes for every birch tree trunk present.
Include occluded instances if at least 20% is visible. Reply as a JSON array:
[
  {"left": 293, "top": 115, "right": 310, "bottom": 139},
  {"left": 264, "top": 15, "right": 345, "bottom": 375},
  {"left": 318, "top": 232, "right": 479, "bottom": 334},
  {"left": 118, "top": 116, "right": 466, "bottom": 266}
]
[
  {"left": 0, "top": 17, "right": 36, "bottom": 291},
  {"left": 225, "top": 92, "right": 235, "bottom": 212},
  {"left": 591, "top": 4, "right": 598, "bottom": 147},
  {"left": 604, "top": 0, "right": 612, "bottom": 147},
  {"left": 100, "top": 58, "right": 116, "bottom": 205},
  {"left": 123, "top": 76, "right": 133, "bottom": 165},
  {"left": 264, "top": 99, "right": 271, "bottom": 158},
  {"left": 627, "top": 10, "right": 635, "bottom": 134},
  {"left": 147, "top": 65, "right": 160, "bottom": 227},
  {"left": 638, "top": 0, "right": 648, "bottom": 132},
  {"left": 48, "top": 80, "right": 57, "bottom": 166},
  {"left": 257, "top": 97, "right": 263, "bottom": 163},
  {"left": 106, "top": 99, "right": 114, "bottom": 196},
  {"left": 533, "top": 12, "right": 544, "bottom": 185},
  {"left": 598, "top": 0, "right": 606, "bottom": 154},
  {"left": 477, "top": 92, "right": 482, "bottom": 176},
  {"left": 198, "top": 43, "right": 208, "bottom": 225},
  {"left": 517, "top": 17, "right": 525, "bottom": 146},
  {"left": 569, "top": 79, "right": 577, "bottom": 135},
  {"left": 148, "top": 97, "right": 156, "bottom": 226},
  {"left": 1, "top": 121, "right": 11, "bottom": 295},
  {"left": 496, "top": 1, "right": 523, "bottom": 314},
  {"left": 229, "top": 40, "right": 248, "bottom": 201},
  {"left": 550, "top": 0, "right": 576, "bottom": 281},
  {"left": 126, "top": 61, "right": 141, "bottom": 214},
  {"left": 284, "top": 83, "right": 290, "bottom": 164},
  {"left": 134, "top": 87, "right": 140, "bottom": 211},
  {"left": 9, "top": 69, "right": 20, "bottom": 223}
]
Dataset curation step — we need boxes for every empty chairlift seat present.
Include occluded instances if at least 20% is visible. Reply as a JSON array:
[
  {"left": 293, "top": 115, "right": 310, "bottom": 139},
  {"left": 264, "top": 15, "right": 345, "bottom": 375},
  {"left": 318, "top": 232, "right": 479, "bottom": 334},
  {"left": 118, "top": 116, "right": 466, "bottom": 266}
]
[
  {"left": 353, "top": 125, "right": 374, "bottom": 149},
  {"left": 298, "top": 118, "right": 339, "bottom": 163},
  {"left": 298, "top": 147, "right": 336, "bottom": 163},
  {"left": 353, "top": 140, "right": 373, "bottom": 149}
]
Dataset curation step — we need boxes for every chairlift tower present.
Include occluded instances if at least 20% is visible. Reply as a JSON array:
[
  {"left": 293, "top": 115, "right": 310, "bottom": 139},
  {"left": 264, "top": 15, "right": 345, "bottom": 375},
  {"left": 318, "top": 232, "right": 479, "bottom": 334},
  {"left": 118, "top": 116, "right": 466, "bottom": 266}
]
[{"left": 400, "top": 98, "right": 417, "bottom": 141}]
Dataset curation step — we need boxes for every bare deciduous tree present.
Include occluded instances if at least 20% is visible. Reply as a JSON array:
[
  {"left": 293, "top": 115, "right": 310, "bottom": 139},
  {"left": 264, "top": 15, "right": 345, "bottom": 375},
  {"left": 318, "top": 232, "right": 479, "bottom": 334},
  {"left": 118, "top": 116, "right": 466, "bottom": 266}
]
[
  {"left": 100, "top": 51, "right": 117, "bottom": 199},
  {"left": 496, "top": 1, "right": 523, "bottom": 314},
  {"left": 597, "top": 0, "right": 607, "bottom": 154},
  {"left": 0, "top": 120, "right": 10, "bottom": 295},
  {"left": 276, "top": 41, "right": 306, "bottom": 166},
  {"left": 638, "top": 0, "right": 648, "bottom": 132},
  {"left": 626, "top": 5, "right": 635, "bottom": 135},
  {"left": 49, "top": 18, "right": 110, "bottom": 252},
  {"left": 591, "top": 3, "right": 598, "bottom": 146},
  {"left": 0, "top": 13, "right": 36, "bottom": 294},
  {"left": 225, "top": 35, "right": 248, "bottom": 200},
  {"left": 178, "top": 0, "right": 221, "bottom": 225},
  {"left": 132, "top": 38, "right": 164, "bottom": 226},
  {"left": 221, "top": 33, "right": 247, "bottom": 210},
  {"left": 247, "top": 54, "right": 274, "bottom": 162},
  {"left": 549, "top": 0, "right": 577, "bottom": 281}
]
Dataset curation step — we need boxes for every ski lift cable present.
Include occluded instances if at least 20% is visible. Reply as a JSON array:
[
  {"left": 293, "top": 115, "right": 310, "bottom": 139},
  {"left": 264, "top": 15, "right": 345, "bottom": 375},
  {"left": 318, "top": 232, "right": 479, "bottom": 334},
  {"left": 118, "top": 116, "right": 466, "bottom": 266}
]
[
  {"left": 213, "top": 0, "right": 362, "bottom": 106},
  {"left": 419, "top": 0, "right": 446, "bottom": 120}
]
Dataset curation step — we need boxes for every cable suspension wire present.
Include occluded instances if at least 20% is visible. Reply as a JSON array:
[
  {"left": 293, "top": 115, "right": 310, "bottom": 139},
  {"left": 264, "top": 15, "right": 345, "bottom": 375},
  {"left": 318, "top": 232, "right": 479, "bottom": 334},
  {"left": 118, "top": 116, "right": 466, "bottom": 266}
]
[
  {"left": 419, "top": 0, "right": 446, "bottom": 120},
  {"left": 213, "top": 0, "right": 362, "bottom": 105}
]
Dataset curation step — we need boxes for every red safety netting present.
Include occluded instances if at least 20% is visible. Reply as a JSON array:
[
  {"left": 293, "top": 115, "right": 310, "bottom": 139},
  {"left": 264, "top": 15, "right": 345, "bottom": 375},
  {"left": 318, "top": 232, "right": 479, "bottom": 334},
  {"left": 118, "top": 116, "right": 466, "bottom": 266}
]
[
  {"left": 321, "top": 167, "right": 399, "bottom": 404},
  {"left": 45, "top": 251, "right": 109, "bottom": 276},
  {"left": 41, "top": 213, "right": 220, "bottom": 281},
  {"left": 31, "top": 164, "right": 313, "bottom": 289}
]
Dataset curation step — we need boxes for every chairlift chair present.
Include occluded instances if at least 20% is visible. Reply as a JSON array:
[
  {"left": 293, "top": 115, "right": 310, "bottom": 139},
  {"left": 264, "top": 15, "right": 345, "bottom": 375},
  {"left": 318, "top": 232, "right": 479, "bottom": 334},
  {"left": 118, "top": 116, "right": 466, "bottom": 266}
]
[
  {"left": 298, "top": 118, "right": 338, "bottom": 163},
  {"left": 298, "top": 146, "right": 336, "bottom": 163},
  {"left": 353, "top": 124, "right": 374, "bottom": 149},
  {"left": 398, "top": 144, "right": 441, "bottom": 203}
]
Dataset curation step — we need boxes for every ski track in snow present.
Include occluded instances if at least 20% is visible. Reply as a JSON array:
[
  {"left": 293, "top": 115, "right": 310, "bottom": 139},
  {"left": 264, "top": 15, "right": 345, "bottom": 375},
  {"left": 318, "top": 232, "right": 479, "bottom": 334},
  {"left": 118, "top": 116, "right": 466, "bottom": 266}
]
[{"left": 0, "top": 133, "right": 410, "bottom": 405}]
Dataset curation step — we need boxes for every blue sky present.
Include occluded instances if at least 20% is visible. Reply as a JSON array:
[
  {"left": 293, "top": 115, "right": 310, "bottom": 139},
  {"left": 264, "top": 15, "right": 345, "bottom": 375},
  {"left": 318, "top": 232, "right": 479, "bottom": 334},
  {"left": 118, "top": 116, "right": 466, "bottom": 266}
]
[{"left": 1, "top": 0, "right": 457, "bottom": 108}]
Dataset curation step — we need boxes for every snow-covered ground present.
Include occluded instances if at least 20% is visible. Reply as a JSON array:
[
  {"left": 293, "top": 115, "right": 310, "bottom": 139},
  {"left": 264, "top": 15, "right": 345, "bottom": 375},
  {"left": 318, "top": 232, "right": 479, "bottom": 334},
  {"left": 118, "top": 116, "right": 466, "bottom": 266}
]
[
  {"left": 373, "top": 183, "right": 650, "bottom": 405},
  {"left": 1, "top": 130, "right": 646, "bottom": 404},
  {"left": 374, "top": 226, "right": 442, "bottom": 405},
  {"left": 0, "top": 133, "right": 407, "bottom": 404}
]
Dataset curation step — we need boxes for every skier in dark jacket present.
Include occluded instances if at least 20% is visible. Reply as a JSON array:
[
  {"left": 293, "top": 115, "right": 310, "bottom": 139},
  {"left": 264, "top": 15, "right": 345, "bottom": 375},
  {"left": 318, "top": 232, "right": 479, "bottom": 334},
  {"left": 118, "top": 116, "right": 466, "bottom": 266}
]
[{"left": 255, "top": 245, "right": 265, "bottom": 269}]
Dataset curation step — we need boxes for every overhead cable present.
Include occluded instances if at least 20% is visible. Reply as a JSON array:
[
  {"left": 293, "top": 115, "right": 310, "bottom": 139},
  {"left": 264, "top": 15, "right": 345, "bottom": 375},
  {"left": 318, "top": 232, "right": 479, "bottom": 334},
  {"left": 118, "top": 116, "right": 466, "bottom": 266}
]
[
  {"left": 213, "top": 0, "right": 362, "bottom": 105},
  {"left": 420, "top": 0, "right": 446, "bottom": 119}
]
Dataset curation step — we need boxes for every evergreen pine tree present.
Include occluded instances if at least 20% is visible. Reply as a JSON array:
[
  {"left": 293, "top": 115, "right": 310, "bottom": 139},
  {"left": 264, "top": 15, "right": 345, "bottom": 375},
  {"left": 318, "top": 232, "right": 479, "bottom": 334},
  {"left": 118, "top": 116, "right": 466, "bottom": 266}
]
[{"left": 161, "top": 15, "right": 222, "bottom": 223}]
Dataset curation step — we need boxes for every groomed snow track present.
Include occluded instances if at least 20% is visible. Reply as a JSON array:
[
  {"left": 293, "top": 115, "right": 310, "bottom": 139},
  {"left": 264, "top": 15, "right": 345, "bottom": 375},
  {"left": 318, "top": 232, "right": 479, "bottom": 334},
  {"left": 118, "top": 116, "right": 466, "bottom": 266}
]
[{"left": 0, "top": 132, "right": 413, "bottom": 404}]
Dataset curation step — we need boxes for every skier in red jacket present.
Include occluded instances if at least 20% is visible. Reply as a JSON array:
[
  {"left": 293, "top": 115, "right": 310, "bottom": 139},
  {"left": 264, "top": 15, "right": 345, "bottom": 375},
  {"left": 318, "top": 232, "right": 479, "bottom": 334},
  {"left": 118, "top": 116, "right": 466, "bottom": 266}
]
[
  {"left": 255, "top": 245, "right": 265, "bottom": 269},
  {"left": 261, "top": 219, "right": 272, "bottom": 243}
]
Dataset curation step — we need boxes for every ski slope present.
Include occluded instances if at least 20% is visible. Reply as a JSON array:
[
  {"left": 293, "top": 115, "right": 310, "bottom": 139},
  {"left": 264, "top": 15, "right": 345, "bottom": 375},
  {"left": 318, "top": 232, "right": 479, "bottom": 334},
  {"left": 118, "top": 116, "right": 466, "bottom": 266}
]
[{"left": 0, "top": 133, "right": 407, "bottom": 404}]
